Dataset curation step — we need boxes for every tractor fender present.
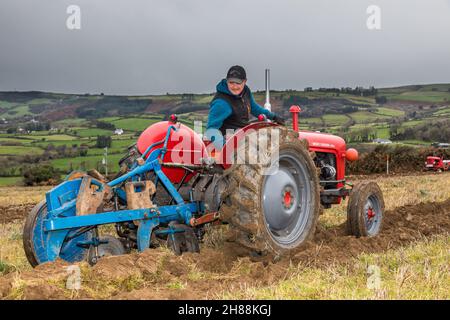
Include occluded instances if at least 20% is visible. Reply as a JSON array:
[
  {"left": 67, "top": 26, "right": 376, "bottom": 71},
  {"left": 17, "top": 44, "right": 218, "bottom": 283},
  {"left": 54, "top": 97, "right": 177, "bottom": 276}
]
[{"left": 217, "top": 121, "right": 279, "bottom": 169}]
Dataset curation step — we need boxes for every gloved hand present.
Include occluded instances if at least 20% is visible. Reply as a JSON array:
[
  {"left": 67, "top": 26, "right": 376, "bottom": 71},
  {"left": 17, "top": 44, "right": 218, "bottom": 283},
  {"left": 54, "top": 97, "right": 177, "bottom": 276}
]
[{"left": 272, "top": 114, "right": 286, "bottom": 126}]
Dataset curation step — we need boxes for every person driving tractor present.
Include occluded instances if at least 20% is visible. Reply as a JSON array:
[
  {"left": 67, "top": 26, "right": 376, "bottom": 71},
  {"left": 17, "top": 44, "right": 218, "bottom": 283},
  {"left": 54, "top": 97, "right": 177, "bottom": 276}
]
[{"left": 206, "top": 65, "right": 285, "bottom": 147}]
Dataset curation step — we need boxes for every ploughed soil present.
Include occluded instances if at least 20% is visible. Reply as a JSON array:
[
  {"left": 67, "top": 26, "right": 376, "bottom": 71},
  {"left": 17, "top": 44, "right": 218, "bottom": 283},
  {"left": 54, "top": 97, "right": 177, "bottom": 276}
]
[
  {"left": 0, "top": 199, "right": 449, "bottom": 300},
  {"left": 0, "top": 204, "right": 35, "bottom": 224}
]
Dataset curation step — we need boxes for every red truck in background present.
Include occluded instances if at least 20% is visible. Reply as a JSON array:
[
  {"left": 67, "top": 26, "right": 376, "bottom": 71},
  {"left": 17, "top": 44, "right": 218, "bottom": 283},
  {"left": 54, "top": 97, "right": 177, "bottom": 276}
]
[{"left": 425, "top": 156, "right": 450, "bottom": 172}]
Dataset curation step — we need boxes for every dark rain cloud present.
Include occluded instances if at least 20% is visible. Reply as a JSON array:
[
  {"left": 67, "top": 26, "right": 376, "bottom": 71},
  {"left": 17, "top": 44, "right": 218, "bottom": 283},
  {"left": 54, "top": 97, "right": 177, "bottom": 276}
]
[{"left": 0, "top": 0, "right": 449, "bottom": 94}]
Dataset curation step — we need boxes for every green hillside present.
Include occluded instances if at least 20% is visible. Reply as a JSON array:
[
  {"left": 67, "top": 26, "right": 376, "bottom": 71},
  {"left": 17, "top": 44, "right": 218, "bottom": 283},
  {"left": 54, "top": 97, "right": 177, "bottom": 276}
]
[{"left": 0, "top": 83, "right": 449, "bottom": 185}]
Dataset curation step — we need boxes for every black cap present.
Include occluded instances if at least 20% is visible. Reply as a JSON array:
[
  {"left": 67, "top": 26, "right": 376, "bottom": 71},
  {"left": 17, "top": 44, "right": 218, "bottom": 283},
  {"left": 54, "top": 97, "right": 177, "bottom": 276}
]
[{"left": 226, "top": 65, "right": 246, "bottom": 84}]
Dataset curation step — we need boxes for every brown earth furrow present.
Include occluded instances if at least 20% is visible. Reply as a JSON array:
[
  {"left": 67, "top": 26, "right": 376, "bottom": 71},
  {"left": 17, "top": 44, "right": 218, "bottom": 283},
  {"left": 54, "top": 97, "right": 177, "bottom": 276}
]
[
  {"left": 0, "top": 204, "right": 36, "bottom": 224},
  {"left": 0, "top": 198, "right": 449, "bottom": 299}
]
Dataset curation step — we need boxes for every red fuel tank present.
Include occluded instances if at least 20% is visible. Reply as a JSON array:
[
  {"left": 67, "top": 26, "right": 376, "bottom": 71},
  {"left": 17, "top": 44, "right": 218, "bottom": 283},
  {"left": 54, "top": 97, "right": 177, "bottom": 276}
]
[{"left": 136, "top": 121, "right": 207, "bottom": 183}]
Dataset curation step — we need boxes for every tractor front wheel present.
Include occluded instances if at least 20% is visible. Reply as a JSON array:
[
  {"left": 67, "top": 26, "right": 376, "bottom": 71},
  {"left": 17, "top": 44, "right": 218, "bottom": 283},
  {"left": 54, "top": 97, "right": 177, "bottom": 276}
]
[{"left": 347, "top": 181, "right": 384, "bottom": 237}]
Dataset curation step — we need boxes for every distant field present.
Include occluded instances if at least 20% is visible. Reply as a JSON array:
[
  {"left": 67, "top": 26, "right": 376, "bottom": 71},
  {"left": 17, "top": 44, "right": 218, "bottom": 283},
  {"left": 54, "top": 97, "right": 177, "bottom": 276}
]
[
  {"left": 110, "top": 138, "right": 135, "bottom": 148},
  {"left": 0, "top": 137, "right": 33, "bottom": 144},
  {"left": 53, "top": 118, "right": 89, "bottom": 127},
  {"left": 194, "top": 95, "right": 214, "bottom": 104},
  {"left": 28, "top": 130, "right": 51, "bottom": 136},
  {"left": 50, "top": 154, "right": 124, "bottom": 174},
  {"left": 301, "top": 117, "right": 323, "bottom": 125},
  {"left": 32, "top": 139, "right": 89, "bottom": 148},
  {"left": 349, "top": 111, "right": 390, "bottom": 123},
  {"left": 0, "top": 100, "right": 18, "bottom": 109},
  {"left": 433, "top": 107, "right": 450, "bottom": 116},
  {"left": 0, "top": 176, "right": 22, "bottom": 186},
  {"left": 374, "top": 107, "right": 405, "bottom": 117},
  {"left": 111, "top": 117, "right": 163, "bottom": 132},
  {"left": 340, "top": 95, "right": 376, "bottom": 106},
  {"left": 374, "top": 126, "right": 390, "bottom": 139},
  {"left": 87, "top": 138, "right": 134, "bottom": 155},
  {"left": 388, "top": 91, "right": 450, "bottom": 103},
  {"left": 1, "top": 105, "right": 32, "bottom": 118},
  {"left": 76, "top": 128, "right": 113, "bottom": 137},
  {"left": 97, "top": 117, "right": 122, "bottom": 122},
  {"left": 322, "top": 114, "right": 350, "bottom": 126},
  {"left": 27, "top": 98, "right": 52, "bottom": 105},
  {"left": 31, "top": 138, "right": 134, "bottom": 155},
  {"left": 0, "top": 86, "right": 449, "bottom": 186},
  {"left": 416, "top": 84, "right": 450, "bottom": 91},
  {"left": 21, "top": 134, "right": 77, "bottom": 141},
  {"left": 401, "top": 120, "right": 425, "bottom": 127},
  {"left": 0, "top": 146, "right": 43, "bottom": 155}
]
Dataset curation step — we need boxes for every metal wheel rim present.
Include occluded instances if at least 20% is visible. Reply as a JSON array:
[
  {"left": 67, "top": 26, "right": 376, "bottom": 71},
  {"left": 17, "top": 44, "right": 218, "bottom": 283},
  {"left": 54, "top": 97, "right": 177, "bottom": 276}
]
[
  {"left": 364, "top": 195, "right": 382, "bottom": 236},
  {"left": 262, "top": 151, "right": 312, "bottom": 247}
]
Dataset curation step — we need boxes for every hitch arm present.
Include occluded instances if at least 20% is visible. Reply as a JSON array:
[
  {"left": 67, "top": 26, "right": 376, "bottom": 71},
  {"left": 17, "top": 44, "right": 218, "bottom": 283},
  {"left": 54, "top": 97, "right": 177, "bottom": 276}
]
[{"left": 190, "top": 212, "right": 220, "bottom": 227}]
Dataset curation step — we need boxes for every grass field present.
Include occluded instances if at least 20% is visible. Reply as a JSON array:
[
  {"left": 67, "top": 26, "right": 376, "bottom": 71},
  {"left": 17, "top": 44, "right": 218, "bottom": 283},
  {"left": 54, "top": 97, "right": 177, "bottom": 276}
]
[
  {"left": 0, "top": 137, "right": 34, "bottom": 144},
  {"left": 53, "top": 119, "right": 89, "bottom": 127},
  {"left": 222, "top": 235, "right": 449, "bottom": 299},
  {"left": 301, "top": 117, "right": 323, "bottom": 125},
  {"left": 374, "top": 107, "right": 405, "bottom": 117},
  {"left": 322, "top": 114, "right": 350, "bottom": 126},
  {"left": 0, "top": 84, "right": 448, "bottom": 188},
  {"left": 0, "top": 177, "right": 22, "bottom": 187},
  {"left": 49, "top": 153, "right": 124, "bottom": 173},
  {"left": 111, "top": 117, "right": 163, "bottom": 132},
  {"left": 75, "top": 128, "right": 114, "bottom": 137},
  {"left": 96, "top": 117, "right": 122, "bottom": 122},
  {"left": 433, "top": 107, "right": 450, "bottom": 116},
  {"left": 0, "top": 101, "right": 18, "bottom": 109},
  {"left": 388, "top": 91, "right": 450, "bottom": 103},
  {"left": 0, "top": 105, "right": 32, "bottom": 118},
  {"left": 374, "top": 125, "right": 390, "bottom": 139},
  {"left": 401, "top": 120, "right": 425, "bottom": 127},
  {"left": 349, "top": 111, "right": 390, "bottom": 123},
  {"left": 0, "top": 146, "right": 43, "bottom": 156},
  {"left": 20, "top": 134, "right": 77, "bottom": 141},
  {"left": 0, "top": 173, "right": 448, "bottom": 299},
  {"left": 31, "top": 140, "right": 91, "bottom": 149},
  {"left": 27, "top": 98, "right": 52, "bottom": 105}
]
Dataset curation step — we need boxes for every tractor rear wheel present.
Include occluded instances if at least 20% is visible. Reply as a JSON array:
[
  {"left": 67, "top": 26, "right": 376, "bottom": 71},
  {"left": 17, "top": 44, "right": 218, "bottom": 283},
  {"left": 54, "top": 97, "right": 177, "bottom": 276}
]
[
  {"left": 347, "top": 181, "right": 384, "bottom": 237},
  {"left": 219, "top": 127, "right": 320, "bottom": 258}
]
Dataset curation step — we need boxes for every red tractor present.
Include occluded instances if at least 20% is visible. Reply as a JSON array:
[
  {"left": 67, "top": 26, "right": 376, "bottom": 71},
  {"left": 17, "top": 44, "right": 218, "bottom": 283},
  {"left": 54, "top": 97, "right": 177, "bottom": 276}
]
[
  {"left": 125, "top": 109, "right": 384, "bottom": 256},
  {"left": 425, "top": 156, "right": 450, "bottom": 172},
  {"left": 23, "top": 107, "right": 385, "bottom": 266}
]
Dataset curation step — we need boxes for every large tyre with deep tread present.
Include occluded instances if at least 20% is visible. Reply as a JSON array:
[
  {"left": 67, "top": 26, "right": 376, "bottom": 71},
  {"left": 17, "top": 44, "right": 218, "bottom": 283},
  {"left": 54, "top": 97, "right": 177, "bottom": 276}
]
[{"left": 219, "top": 126, "right": 320, "bottom": 258}]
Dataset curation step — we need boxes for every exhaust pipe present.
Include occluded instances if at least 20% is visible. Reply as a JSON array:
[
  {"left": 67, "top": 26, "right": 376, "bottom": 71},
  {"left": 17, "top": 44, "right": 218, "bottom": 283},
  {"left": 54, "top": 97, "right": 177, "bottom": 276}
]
[{"left": 264, "top": 69, "right": 271, "bottom": 112}]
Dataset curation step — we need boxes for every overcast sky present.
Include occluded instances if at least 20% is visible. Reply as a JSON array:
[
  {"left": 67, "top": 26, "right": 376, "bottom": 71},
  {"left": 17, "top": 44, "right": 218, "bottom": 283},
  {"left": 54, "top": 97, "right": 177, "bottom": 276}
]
[{"left": 1, "top": 0, "right": 450, "bottom": 95}]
